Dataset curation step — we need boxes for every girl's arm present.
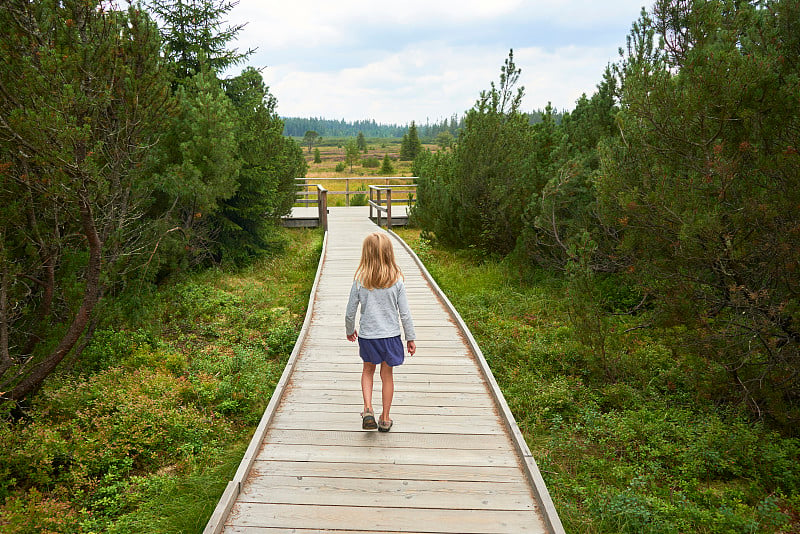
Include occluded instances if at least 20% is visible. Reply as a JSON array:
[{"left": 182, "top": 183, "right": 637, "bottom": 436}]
[
  {"left": 397, "top": 281, "right": 416, "bottom": 343},
  {"left": 344, "top": 280, "right": 360, "bottom": 339}
]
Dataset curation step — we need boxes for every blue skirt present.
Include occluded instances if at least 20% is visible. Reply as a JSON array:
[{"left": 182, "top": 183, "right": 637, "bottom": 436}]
[{"left": 358, "top": 336, "right": 405, "bottom": 367}]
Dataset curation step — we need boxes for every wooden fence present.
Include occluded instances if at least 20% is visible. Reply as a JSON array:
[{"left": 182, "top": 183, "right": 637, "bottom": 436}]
[{"left": 295, "top": 177, "right": 416, "bottom": 207}]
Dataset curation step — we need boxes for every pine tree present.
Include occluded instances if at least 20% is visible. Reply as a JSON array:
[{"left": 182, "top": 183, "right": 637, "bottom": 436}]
[
  {"left": 356, "top": 131, "right": 367, "bottom": 152},
  {"left": 400, "top": 121, "right": 422, "bottom": 160},
  {"left": 345, "top": 138, "right": 360, "bottom": 171},
  {"left": 380, "top": 154, "right": 394, "bottom": 175},
  {"left": 212, "top": 67, "right": 306, "bottom": 264},
  {"left": 145, "top": 0, "right": 253, "bottom": 79},
  {"left": 0, "top": 1, "right": 173, "bottom": 400}
]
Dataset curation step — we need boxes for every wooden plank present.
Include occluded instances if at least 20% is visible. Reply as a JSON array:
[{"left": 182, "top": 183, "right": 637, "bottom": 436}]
[
  {"left": 226, "top": 503, "right": 545, "bottom": 534},
  {"left": 224, "top": 528, "right": 427, "bottom": 534},
  {"left": 281, "top": 388, "right": 495, "bottom": 408},
  {"left": 249, "top": 460, "right": 526, "bottom": 483},
  {"left": 293, "top": 361, "right": 479, "bottom": 374},
  {"left": 263, "top": 429, "right": 511, "bottom": 450},
  {"left": 276, "top": 403, "right": 494, "bottom": 416},
  {"left": 257, "top": 443, "right": 516, "bottom": 467},
  {"left": 284, "top": 379, "right": 487, "bottom": 394},
  {"left": 291, "top": 370, "right": 484, "bottom": 384},
  {"left": 268, "top": 411, "right": 503, "bottom": 435},
  {"left": 238, "top": 475, "right": 536, "bottom": 511}
]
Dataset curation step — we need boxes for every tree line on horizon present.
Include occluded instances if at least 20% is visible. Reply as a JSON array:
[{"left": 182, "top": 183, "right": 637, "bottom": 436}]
[
  {"left": 282, "top": 115, "right": 464, "bottom": 140},
  {"left": 412, "top": 0, "right": 800, "bottom": 433},
  {"left": 283, "top": 112, "right": 563, "bottom": 141},
  {"left": 0, "top": 0, "right": 306, "bottom": 402}
]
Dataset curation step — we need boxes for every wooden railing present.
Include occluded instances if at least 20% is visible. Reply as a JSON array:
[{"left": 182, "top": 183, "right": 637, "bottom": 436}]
[
  {"left": 368, "top": 184, "right": 416, "bottom": 228},
  {"left": 295, "top": 177, "right": 416, "bottom": 207},
  {"left": 306, "top": 184, "right": 328, "bottom": 231}
]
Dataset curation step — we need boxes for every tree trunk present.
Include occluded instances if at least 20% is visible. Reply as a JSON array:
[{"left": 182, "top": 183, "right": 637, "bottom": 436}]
[{"left": 9, "top": 192, "right": 103, "bottom": 401}]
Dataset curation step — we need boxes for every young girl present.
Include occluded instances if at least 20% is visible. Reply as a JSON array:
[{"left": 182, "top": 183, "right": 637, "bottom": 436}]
[{"left": 345, "top": 232, "right": 416, "bottom": 432}]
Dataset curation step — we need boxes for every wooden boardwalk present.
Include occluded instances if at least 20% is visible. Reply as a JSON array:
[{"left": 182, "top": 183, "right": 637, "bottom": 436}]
[{"left": 205, "top": 207, "right": 564, "bottom": 534}]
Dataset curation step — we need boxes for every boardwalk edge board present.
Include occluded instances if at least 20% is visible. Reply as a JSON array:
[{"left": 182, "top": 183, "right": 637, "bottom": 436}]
[
  {"left": 389, "top": 229, "right": 567, "bottom": 534},
  {"left": 203, "top": 230, "right": 329, "bottom": 534}
]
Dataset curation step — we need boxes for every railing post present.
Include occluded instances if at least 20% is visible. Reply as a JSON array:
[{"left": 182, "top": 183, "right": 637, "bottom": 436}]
[
  {"left": 386, "top": 188, "right": 392, "bottom": 228},
  {"left": 369, "top": 186, "right": 373, "bottom": 219},
  {"left": 346, "top": 178, "right": 350, "bottom": 207},
  {"left": 317, "top": 186, "right": 328, "bottom": 232},
  {"left": 377, "top": 188, "right": 382, "bottom": 227}
]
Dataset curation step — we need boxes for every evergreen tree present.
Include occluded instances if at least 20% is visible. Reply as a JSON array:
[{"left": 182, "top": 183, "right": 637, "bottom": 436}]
[
  {"left": 147, "top": 64, "right": 240, "bottom": 268},
  {"left": 145, "top": 0, "right": 252, "bottom": 79},
  {"left": 344, "top": 138, "right": 360, "bottom": 171},
  {"left": 0, "top": 1, "right": 173, "bottom": 400},
  {"left": 303, "top": 130, "right": 319, "bottom": 153},
  {"left": 435, "top": 130, "right": 454, "bottom": 149},
  {"left": 313, "top": 147, "right": 322, "bottom": 163},
  {"left": 597, "top": 0, "right": 800, "bottom": 427},
  {"left": 356, "top": 131, "right": 367, "bottom": 152},
  {"left": 380, "top": 154, "right": 394, "bottom": 175},
  {"left": 400, "top": 121, "right": 423, "bottom": 160},
  {"left": 213, "top": 67, "right": 306, "bottom": 264}
]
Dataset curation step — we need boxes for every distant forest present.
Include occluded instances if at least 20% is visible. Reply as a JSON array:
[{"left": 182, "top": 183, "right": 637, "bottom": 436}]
[
  {"left": 282, "top": 116, "right": 461, "bottom": 138},
  {"left": 282, "top": 110, "right": 562, "bottom": 139}
]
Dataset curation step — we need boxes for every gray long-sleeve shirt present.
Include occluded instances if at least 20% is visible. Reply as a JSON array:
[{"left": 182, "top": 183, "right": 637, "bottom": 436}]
[{"left": 345, "top": 279, "right": 416, "bottom": 341}]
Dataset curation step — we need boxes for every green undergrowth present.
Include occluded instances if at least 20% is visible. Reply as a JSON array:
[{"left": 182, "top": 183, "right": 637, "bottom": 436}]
[
  {"left": 0, "top": 228, "right": 323, "bottom": 533},
  {"left": 394, "top": 228, "right": 800, "bottom": 534}
]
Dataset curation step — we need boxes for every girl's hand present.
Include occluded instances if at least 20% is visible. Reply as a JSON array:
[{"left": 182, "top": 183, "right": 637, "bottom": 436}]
[
  {"left": 407, "top": 340, "right": 416, "bottom": 356},
  {"left": 347, "top": 331, "right": 358, "bottom": 342}
]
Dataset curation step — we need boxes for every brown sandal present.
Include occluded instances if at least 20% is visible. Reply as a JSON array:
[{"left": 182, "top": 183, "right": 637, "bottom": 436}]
[
  {"left": 361, "top": 409, "right": 377, "bottom": 430},
  {"left": 378, "top": 418, "right": 393, "bottom": 432}
]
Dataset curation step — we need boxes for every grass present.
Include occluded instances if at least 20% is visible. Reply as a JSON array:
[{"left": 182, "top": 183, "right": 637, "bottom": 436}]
[
  {"left": 0, "top": 227, "right": 324, "bottom": 533},
  {"left": 294, "top": 136, "right": 442, "bottom": 207},
  {"left": 394, "top": 227, "right": 800, "bottom": 534}
]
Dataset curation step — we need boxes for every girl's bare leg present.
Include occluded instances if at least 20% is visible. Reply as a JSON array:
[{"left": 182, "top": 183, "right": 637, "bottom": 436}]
[
  {"left": 361, "top": 362, "right": 376, "bottom": 413},
  {"left": 379, "top": 362, "right": 394, "bottom": 422}
]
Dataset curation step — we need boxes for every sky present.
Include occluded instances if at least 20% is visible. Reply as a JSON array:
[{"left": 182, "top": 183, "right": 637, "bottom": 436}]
[{"left": 221, "top": 1, "right": 648, "bottom": 125}]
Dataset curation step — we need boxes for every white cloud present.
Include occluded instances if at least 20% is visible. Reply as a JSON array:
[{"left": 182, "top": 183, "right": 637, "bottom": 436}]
[{"left": 223, "top": 0, "right": 646, "bottom": 123}]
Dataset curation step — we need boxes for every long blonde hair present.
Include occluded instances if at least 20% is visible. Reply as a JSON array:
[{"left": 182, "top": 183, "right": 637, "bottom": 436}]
[{"left": 355, "top": 232, "right": 403, "bottom": 289}]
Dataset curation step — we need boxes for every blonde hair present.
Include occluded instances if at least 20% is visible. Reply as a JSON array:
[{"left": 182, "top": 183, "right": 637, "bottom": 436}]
[{"left": 355, "top": 232, "right": 403, "bottom": 290}]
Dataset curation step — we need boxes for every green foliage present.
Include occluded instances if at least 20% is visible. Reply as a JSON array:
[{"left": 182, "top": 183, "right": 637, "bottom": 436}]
[
  {"left": 435, "top": 129, "right": 454, "bottom": 149},
  {"left": 0, "top": 228, "right": 323, "bottom": 532},
  {"left": 313, "top": 147, "right": 322, "bottom": 163},
  {"left": 212, "top": 67, "right": 307, "bottom": 265},
  {"left": 413, "top": 50, "right": 537, "bottom": 254},
  {"left": 399, "top": 121, "right": 423, "bottom": 160},
  {"left": 0, "top": 0, "right": 173, "bottom": 400},
  {"left": 380, "top": 153, "right": 395, "bottom": 174},
  {"left": 344, "top": 138, "right": 360, "bottom": 171},
  {"left": 145, "top": 0, "right": 252, "bottom": 80},
  {"left": 335, "top": 162, "right": 346, "bottom": 172},
  {"left": 356, "top": 131, "right": 367, "bottom": 152},
  {"left": 520, "top": 70, "right": 619, "bottom": 270},
  {"left": 396, "top": 228, "right": 800, "bottom": 534},
  {"left": 596, "top": 0, "right": 800, "bottom": 429},
  {"left": 350, "top": 183, "right": 368, "bottom": 207},
  {"left": 411, "top": 4, "right": 800, "bottom": 431},
  {"left": 303, "top": 130, "right": 319, "bottom": 153},
  {"left": 362, "top": 156, "right": 380, "bottom": 168}
]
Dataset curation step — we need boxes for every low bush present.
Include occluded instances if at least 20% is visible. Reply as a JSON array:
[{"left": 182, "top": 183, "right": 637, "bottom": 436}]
[
  {"left": 0, "top": 228, "right": 323, "bottom": 532},
  {"left": 362, "top": 156, "right": 379, "bottom": 168},
  {"left": 395, "top": 227, "right": 800, "bottom": 534}
]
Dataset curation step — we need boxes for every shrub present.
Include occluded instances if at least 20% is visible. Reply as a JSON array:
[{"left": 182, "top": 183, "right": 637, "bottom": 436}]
[
  {"left": 334, "top": 162, "right": 345, "bottom": 172},
  {"left": 362, "top": 156, "right": 379, "bottom": 168},
  {"left": 350, "top": 183, "right": 368, "bottom": 206}
]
